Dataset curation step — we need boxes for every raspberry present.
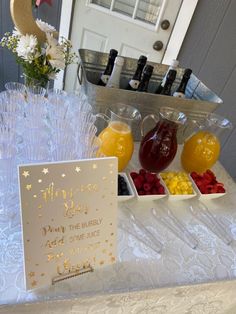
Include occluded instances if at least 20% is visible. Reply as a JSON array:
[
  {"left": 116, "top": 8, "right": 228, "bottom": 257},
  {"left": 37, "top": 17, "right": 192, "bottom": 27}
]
[
  {"left": 130, "top": 172, "right": 138, "bottom": 179},
  {"left": 151, "top": 187, "right": 158, "bottom": 195},
  {"left": 157, "top": 185, "right": 165, "bottom": 194},
  {"left": 143, "top": 183, "right": 151, "bottom": 191},
  {"left": 138, "top": 190, "right": 145, "bottom": 195},
  {"left": 217, "top": 186, "right": 225, "bottom": 193},
  {"left": 145, "top": 173, "right": 155, "bottom": 183},
  {"left": 155, "top": 180, "right": 161, "bottom": 189},
  {"left": 133, "top": 177, "right": 143, "bottom": 190},
  {"left": 137, "top": 175, "right": 145, "bottom": 183},
  {"left": 139, "top": 169, "right": 146, "bottom": 176}
]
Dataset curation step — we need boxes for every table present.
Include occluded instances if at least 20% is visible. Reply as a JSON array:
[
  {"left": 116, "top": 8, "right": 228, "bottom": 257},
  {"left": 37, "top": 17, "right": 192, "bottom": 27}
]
[{"left": 1, "top": 145, "right": 236, "bottom": 313}]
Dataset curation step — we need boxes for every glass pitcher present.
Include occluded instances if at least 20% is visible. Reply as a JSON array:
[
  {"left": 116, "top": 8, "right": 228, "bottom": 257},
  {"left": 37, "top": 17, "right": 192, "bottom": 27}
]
[
  {"left": 97, "top": 103, "right": 141, "bottom": 171},
  {"left": 181, "top": 113, "right": 233, "bottom": 173},
  {"left": 139, "top": 107, "right": 187, "bottom": 173}
]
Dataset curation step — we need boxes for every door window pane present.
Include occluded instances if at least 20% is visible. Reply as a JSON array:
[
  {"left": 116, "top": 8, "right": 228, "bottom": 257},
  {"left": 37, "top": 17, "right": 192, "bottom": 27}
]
[
  {"left": 91, "top": 0, "right": 112, "bottom": 9},
  {"left": 136, "top": 0, "right": 163, "bottom": 25},
  {"left": 113, "top": 0, "right": 136, "bottom": 17},
  {"left": 90, "top": 0, "right": 163, "bottom": 25}
]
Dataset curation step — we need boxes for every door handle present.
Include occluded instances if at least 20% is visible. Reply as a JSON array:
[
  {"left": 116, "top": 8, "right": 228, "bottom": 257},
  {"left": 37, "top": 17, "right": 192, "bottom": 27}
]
[
  {"left": 161, "top": 20, "right": 170, "bottom": 30},
  {"left": 153, "top": 41, "right": 163, "bottom": 51}
]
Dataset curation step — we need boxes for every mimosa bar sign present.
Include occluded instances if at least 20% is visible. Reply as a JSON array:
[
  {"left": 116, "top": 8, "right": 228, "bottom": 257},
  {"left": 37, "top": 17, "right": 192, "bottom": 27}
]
[{"left": 18, "top": 158, "right": 118, "bottom": 290}]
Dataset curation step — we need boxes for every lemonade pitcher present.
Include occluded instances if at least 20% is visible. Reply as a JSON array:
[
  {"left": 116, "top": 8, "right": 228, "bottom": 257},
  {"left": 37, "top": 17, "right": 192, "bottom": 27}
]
[
  {"left": 97, "top": 103, "right": 141, "bottom": 171},
  {"left": 181, "top": 113, "right": 233, "bottom": 173}
]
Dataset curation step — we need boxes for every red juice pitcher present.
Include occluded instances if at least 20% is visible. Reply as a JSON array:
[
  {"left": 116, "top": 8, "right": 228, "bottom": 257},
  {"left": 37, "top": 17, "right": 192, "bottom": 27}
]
[{"left": 139, "top": 107, "right": 187, "bottom": 173}]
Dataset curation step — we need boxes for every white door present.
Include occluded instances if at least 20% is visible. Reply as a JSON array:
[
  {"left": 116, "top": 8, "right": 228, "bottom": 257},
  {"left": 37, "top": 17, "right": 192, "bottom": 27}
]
[{"left": 63, "top": 0, "right": 198, "bottom": 91}]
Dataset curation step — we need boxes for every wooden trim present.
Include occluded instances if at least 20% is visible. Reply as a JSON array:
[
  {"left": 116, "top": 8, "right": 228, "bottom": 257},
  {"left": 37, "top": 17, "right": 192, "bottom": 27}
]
[
  {"left": 162, "top": 0, "right": 199, "bottom": 65},
  {"left": 54, "top": 0, "right": 74, "bottom": 89}
]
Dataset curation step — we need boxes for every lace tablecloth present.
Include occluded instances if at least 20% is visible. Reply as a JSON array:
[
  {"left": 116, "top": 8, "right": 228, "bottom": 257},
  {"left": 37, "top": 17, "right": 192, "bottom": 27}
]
[{"left": 1, "top": 145, "right": 236, "bottom": 313}]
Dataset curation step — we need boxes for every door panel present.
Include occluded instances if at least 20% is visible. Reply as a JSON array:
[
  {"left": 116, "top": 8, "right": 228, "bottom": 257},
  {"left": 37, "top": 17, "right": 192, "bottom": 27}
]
[{"left": 81, "top": 29, "right": 108, "bottom": 51}]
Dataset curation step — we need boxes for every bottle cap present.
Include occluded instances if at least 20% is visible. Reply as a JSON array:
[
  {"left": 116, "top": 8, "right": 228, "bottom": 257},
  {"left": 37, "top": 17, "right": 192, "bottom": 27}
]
[
  {"left": 170, "top": 59, "right": 179, "bottom": 68},
  {"left": 184, "top": 68, "right": 192, "bottom": 78},
  {"left": 115, "top": 56, "right": 124, "bottom": 66},
  {"left": 144, "top": 65, "right": 154, "bottom": 76},
  {"left": 138, "top": 55, "right": 147, "bottom": 65},
  {"left": 110, "top": 49, "right": 118, "bottom": 58}
]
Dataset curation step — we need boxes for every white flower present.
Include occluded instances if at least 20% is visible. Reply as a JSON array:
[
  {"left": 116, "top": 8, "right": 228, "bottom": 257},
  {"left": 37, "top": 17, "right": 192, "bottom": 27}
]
[
  {"left": 46, "top": 33, "right": 65, "bottom": 70},
  {"left": 12, "top": 27, "right": 21, "bottom": 37},
  {"left": 46, "top": 32, "right": 58, "bottom": 47},
  {"left": 16, "top": 34, "right": 39, "bottom": 62},
  {"left": 36, "top": 19, "right": 56, "bottom": 33}
]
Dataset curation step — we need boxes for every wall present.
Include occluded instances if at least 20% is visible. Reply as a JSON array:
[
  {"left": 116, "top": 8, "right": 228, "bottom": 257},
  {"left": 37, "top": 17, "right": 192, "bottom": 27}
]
[
  {"left": 178, "top": 0, "right": 236, "bottom": 180},
  {"left": 0, "top": 0, "right": 62, "bottom": 91}
]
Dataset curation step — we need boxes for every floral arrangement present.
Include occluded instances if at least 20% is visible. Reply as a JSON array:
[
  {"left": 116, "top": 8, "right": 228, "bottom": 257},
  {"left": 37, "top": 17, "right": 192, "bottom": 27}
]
[{"left": 0, "top": 20, "right": 76, "bottom": 88}]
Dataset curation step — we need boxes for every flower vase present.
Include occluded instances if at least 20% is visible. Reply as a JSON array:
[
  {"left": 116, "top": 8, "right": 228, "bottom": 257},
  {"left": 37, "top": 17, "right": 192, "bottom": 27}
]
[{"left": 23, "top": 73, "right": 50, "bottom": 94}]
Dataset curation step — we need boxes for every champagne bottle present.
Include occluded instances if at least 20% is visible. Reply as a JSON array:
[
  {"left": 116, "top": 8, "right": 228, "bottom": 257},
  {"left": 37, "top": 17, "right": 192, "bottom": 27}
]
[
  {"left": 160, "top": 69, "right": 176, "bottom": 96},
  {"left": 155, "top": 59, "right": 179, "bottom": 94},
  {"left": 173, "top": 68, "right": 192, "bottom": 98},
  {"left": 137, "top": 65, "right": 154, "bottom": 92},
  {"left": 97, "top": 49, "right": 118, "bottom": 86},
  {"left": 106, "top": 56, "right": 124, "bottom": 89},
  {"left": 126, "top": 55, "right": 147, "bottom": 91}
]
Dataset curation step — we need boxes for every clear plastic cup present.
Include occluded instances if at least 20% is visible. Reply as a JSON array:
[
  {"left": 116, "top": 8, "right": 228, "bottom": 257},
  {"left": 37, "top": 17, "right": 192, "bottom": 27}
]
[
  {"left": 0, "top": 91, "right": 25, "bottom": 115},
  {"left": 26, "top": 86, "right": 47, "bottom": 97},
  {"left": 21, "top": 145, "right": 50, "bottom": 163},
  {"left": 5, "top": 82, "right": 26, "bottom": 95},
  {"left": 52, "top": 144, "right": 77, "bottom": 161}
]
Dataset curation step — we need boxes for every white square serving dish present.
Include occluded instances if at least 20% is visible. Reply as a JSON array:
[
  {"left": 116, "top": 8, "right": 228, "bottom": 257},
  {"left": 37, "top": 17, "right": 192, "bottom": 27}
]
[
  {"left": 128, "top": 173, "right": 167, "bottom": 201},
  {"left": 189, "top": 176, "right": 226, "bottom": 200},
  {"left": 160, "top": 173, "right": 197, "bottom": 201},
  {"left": 118, "top": 172, "right": 135, "bottom": 202}
]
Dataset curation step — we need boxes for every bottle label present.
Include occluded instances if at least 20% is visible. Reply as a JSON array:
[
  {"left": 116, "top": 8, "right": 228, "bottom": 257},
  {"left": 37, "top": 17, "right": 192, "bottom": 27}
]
[
  {"left": 100, "top": 74, "right": 110, "bottom": 85},
  {"left": 173, "top": 91, "right": 185, "bottom": 98},
  {"left": 129, "top": 79, "right": 140, "bottom": 90}
]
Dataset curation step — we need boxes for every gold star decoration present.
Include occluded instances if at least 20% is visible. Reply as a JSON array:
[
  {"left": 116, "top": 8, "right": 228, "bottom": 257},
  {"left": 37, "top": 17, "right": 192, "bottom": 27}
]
[
  {"left": 75, "top": 166, "right": 81, "bottom": 173},
  {"left": 22, "top": 171, "right": 30, "bottom": 178},
  {"left": 92, "top": 164, "right": 98, "bottom": 169},
  {"left": 26, "top": 184, "right": 32, "bottom": 191},
  {"left": 28, "top": 272, "right": 35, "bottom": 278},
  {"left": 42, "top": 168, "right": 49, "bottom": 175},
  {"left": 61, "top": 173, "right": 66, "bottom": 178},
  {"left": 38, "top": 179, "right": 42, "bottom": 183}
]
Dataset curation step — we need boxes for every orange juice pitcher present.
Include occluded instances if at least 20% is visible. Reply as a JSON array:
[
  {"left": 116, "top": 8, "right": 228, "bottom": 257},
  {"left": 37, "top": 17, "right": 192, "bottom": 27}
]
[
  {"left": 181, "top": 113, "right": 232, "bottom": 173},
  {"left": 97, "top": 104, "right": 141, "bottom": 171}
]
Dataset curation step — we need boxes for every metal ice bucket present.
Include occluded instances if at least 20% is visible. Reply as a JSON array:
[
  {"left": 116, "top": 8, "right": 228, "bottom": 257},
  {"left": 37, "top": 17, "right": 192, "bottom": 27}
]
[{"left": 78, "top": 49, "right": 223, "bottom": 143}]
